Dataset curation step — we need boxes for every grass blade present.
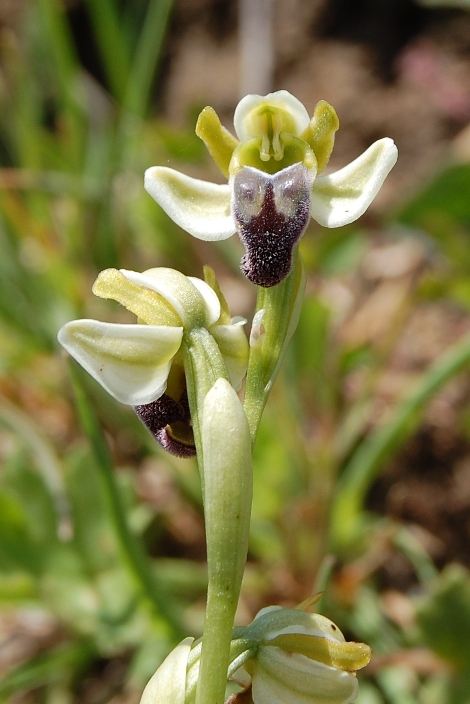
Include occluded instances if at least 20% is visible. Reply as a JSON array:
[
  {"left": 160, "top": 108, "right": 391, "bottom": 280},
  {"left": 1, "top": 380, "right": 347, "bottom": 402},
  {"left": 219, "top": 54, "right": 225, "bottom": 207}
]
[{"left": 330, "top": 329, "right": 470, "bottom": 551}]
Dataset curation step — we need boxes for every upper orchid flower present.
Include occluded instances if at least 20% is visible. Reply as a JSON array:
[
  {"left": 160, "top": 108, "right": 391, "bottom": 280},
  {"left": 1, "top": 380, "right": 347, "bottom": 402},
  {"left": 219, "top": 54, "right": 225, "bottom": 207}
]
[
  {"left": 145, "top": 90, "right": 398, "bottom": 288},
  {"left": 58, "top": 267, "right": 249, "bottom": 457}
]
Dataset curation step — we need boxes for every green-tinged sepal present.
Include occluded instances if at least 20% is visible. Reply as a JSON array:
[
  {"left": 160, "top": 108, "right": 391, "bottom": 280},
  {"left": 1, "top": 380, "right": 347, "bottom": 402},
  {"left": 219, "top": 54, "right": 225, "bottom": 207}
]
[
  {"left": 144, "top": 166, "right": 234, "bottom": 241},
  {"left": 92, "top": 269, "right": 181, "bottom": 327},
  {"left": 58, "top": 319, "right": 183, "bottom": 406},
  {"left": 267, "top": 633, "right": 372, "bottom": 672},
  {"left": 94, "top": 267, "right": 219, "bottom": 330}
]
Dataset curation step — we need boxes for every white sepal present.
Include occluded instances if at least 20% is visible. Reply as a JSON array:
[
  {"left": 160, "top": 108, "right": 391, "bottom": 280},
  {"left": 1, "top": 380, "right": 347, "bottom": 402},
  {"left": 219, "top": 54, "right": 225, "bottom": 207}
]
[
  {"left": 252, "top": 646, "right": 359, "bottom": 704},
  {"left": 58, "top": 319, "right": 183, "bottom": 405},
  {"left": 144, "top": 166, "right": 235, "bottom": 241},
  {"left": 187, "top": 276, "right": 222, "bottom": 327},
  {"left": 140, "top": 637, "right": 194, "bottom": 704},
  {"left": 311, "top": 137, "right": 398, "bottom": 228}
]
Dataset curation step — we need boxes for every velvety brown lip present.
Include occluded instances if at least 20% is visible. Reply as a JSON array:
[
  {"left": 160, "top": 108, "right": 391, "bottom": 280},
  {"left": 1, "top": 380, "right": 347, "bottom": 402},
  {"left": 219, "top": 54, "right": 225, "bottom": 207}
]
[
  {"left": 231, "top": 164, "right": 312, "bottom": 288},
  {"left": 135, "top": 392, "right": 196, "bottom": 458}
]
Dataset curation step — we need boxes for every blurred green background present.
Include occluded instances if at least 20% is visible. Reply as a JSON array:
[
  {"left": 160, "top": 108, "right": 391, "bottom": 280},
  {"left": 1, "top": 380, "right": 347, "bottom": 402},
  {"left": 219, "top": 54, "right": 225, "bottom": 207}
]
[{"left": 3, "top": 0, "right": 470, "bottom": 702}]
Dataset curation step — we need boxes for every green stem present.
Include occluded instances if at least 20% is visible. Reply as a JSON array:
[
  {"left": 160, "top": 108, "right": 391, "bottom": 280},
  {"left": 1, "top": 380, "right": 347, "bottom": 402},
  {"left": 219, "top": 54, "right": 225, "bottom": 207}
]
[
  {"left": 186, "top": 638, "right": 257, "bottom": 703},
  {"left": 244, "top": 250, "right": 306, "bottom": 443},
  {"left": 68, "top": 360, "right": 183, "bottom": 638},
  {"left": 183, "top": 329, "right": 253, "bottom": 704}
]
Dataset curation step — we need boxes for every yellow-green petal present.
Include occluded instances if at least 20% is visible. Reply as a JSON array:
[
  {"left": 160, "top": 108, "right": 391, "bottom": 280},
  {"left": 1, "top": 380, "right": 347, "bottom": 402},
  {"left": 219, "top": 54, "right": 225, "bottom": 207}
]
[
  {"left": 300, "top": 100, "right": 339, "bottom": 174},
  {"left": 203, "top": 265, "right": 232, "bottom": 325},
  {"left": 92, "top": 269, "right": 180, "bottom": 326},
  {"left": 267, "top": 633, "right": 371, "bottom": 672},
  {"left": 196, "top": 106, "right": 239, "bottom": 178}
]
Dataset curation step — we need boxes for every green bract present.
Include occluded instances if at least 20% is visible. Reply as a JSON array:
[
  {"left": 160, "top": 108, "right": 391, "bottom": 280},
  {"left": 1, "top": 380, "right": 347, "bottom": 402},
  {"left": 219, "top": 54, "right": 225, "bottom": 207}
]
[{"left": 144, "top": 90, "right": 398, "bottom": 287}]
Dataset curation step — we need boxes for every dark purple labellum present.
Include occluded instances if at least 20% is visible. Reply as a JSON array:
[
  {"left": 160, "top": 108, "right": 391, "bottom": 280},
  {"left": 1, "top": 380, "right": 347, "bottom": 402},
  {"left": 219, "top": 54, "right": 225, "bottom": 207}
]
[
  {"left": 135, "top": 392, "right": 196, "bottom": 458},
  {"left": 231, "top": 163, "right": 313, "bottom": 287}
]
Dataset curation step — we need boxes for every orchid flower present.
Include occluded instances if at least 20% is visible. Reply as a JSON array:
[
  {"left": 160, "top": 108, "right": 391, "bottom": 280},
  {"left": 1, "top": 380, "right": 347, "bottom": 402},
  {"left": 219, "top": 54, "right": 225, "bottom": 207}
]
[
  {"left": 145, "top": 90, "right": 398, "bottom": 287},
  {"left": 58, "top": 267, "right": 249, "bottom": 457},
  {"left": 232, "top": 606, "right": 372, "bottom": 704}
]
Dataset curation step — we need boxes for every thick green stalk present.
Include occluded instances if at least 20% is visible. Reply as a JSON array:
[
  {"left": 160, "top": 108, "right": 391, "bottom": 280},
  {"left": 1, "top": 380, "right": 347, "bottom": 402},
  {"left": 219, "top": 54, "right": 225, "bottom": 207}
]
[
  {"left": 196, "top": 380, "right": 252, "bottom": 704},
  {"left": 183, "top": 330, "right": 253, "bottom": 704},
  {"left": 244, "top": 250, "right": 306, "bottom": 443}
]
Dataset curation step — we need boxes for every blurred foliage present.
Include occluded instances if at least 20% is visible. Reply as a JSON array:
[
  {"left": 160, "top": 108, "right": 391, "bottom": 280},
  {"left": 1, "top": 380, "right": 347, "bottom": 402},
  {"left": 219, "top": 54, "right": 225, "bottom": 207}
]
[{"left": 2, "top": 1, "right": 470, "bottom": 703}]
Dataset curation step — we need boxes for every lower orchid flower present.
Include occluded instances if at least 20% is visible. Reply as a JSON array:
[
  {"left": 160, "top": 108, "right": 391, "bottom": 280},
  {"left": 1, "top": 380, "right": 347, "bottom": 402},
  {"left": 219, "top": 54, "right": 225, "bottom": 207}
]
[
  {"left": 58, "top": 267, "right": 249, "bottom": 456},
  {"left": 182, "top": 605, "right": 371, "bottom": 704},
  {"left": 144, "top": 90, "right": 398, "bottom": 287},
  {"left": 232, "top": 606, "right": 372, "bottom": 704}
]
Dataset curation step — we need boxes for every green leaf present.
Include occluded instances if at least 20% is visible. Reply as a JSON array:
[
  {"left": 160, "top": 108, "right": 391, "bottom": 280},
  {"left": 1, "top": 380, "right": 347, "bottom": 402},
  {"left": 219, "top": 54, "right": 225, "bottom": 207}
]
[
  {"left": 3, "top": 453, "right": 58, "bottom": 548},
  {"left": 416, "top": 564, "right": 470, "bottom": 670},
  {"left": 65, "top": 448, "right": 120, "bottom": 573},
  {"left": 0, "top": 491, "right": 43, "bottom": 575},
  {"left": 400, "top": 164, "right": 470, "bottom": 227}
]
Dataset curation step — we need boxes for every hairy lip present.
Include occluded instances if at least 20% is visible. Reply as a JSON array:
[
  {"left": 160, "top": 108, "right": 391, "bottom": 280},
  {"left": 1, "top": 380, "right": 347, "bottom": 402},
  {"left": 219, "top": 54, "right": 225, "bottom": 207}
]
[{"left": 231, "top": 164, "right": 312, "bottom": 288}]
